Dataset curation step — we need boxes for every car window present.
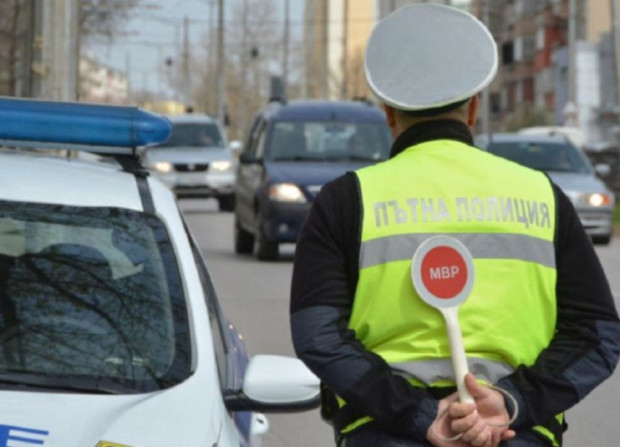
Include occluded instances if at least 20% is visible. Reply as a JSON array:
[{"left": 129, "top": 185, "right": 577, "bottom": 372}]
[
  {"left": 245, "top": 119, "right": 267, "bottom": 159},
  {"left": 267, "top": 121, "right": 392, "bottom": 162},
  {"left": 254, "top": 122, "right": 268, "bottom": 159},
  {"left": 488, "top": 141, "right": 593, "bottom": 174},
  {"left": 155, "top": 122, "right": 224, "bottom": 148},
  {"left": 0, "top": 201, "right": 191, "bottom": 393}
]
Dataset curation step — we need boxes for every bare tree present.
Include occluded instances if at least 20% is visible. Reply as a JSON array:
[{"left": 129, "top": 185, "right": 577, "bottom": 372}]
[
  {"left": 0, "top": 0, "right": 143, "bottom": 97},
  {"left": 0, "top": 0, "right": 26, "bottom": 95},
  {"left": 79, "top": 0, "right": 143, "bottom": 45},
  {"left": 188, "top": 0, "right": 302, "bottom": 140}
]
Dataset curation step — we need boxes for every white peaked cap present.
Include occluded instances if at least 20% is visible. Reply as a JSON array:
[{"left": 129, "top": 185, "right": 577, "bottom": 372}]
[{"left": 364, "top": 4, "right": 498, "bottom": 112}]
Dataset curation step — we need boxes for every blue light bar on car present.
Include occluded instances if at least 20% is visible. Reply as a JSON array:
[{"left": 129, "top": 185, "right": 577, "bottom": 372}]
[{"left": 0, "top": 96, "right": 171, "bottom": 154}]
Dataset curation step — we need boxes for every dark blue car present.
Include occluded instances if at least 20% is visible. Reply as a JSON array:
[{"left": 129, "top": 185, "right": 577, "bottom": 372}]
[{"left": 234, "top": 99, "right": 392, "bottom": 260}]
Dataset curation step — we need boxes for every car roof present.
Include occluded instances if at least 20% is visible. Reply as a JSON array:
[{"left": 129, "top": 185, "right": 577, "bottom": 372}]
[
  {"left": 477, "top": 132, "right": 573, "bottom": 145},
  {"left": 0, "top": 149, "right": 145, "bottom": 210},
  {"left": 0, "top": 97, "right": 173, "bottom": 211},
  {"left": 166, "top": 114, "right": 218, "bottom": 124},
  {"left": 260, "top": 99, "right": 387, "bottom": 122}
]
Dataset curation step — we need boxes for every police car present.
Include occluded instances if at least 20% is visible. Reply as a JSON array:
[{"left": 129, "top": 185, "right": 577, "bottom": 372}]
[{"left": 0, "top": 97, "right": 319, "bottom": 447}]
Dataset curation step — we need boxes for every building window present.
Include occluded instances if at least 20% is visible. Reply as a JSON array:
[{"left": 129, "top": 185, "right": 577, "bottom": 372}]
[
  {"left": 514, "top": 37, "right": 523, "bottom": 62},
  {"left": 503, "top": 42, "right": 514, "bottom": 65},
  {"left": 536, "top": 26, "right": 545, "bottom": 51}
]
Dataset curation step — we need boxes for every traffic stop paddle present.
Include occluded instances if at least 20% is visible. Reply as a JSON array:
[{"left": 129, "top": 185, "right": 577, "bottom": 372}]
[{"left": 410, "top": 235, "right": 475, "bottom": 404}]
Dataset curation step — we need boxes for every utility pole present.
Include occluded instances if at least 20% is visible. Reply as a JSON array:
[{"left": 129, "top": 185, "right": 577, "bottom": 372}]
[
  {"left": 24, "top": 0, "right": 36, "bottom": 97},
  {"left": 481, "top": 0, "right": 491, "bottom": 137},
  {"left": 41, "top": 0, "right": 79, "bottom": 100},
  {"left": 208, "top": 0, "right": 216, "bottom": 115},
  {"left": 240, "top": 0, "right": 249, "bottom": 139},
  {"left": 341, "top": 0, "right": 348, "bottom": 99},
  {"left": 321, "top": 0, "right": 329, "bottom": 98},
  {"left": 216, "top": 0, "right": 225, "bottom": 125},
  {"left": 126, "top": 50, "right": 132, "bottom": 104},
  {"left": 565, "top": 0, "right": 579, "bottom": 126},
  {"left": 182, "top": 16, "right": 191, "bottom": 108},
  {"left": 611, "top": 0, "right": 620, "bottom": 123},
  {"left": 283, "top": 0, "right": 290, "bottom": 98}
]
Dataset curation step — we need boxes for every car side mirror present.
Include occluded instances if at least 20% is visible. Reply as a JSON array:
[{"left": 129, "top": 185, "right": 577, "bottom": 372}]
[
  {"left": 239, "top": 152, "right": 261, "bottom": 164},
  {"left": 594, "top": 163, "right": 611, "bottom": 177},
  {"left": 229, "top": 140, "right": 242, "bottom": 158},
  {"left": 225, "top": 355, "right": 320, "bottom": 412}
]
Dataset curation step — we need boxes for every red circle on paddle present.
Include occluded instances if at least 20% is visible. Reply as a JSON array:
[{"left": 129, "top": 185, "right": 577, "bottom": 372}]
[{"left": 420, "top": 246, "right": 469, "bottom": 299}]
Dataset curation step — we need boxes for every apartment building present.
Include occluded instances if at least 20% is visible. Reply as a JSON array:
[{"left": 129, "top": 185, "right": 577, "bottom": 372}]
[
  {"left": 303, "top": 0, "right": 475, "bottom": 101},
  {"left": 487, "top": 0, "right": 617, "bottom": 143},
  {"left": 303, "top": 0, "right": 375, "bottom": 100}
]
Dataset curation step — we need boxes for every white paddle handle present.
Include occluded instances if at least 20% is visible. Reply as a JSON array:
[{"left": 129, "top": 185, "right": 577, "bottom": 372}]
[{"left": 443, "top": 308, "right": 474, "bottom": 404}]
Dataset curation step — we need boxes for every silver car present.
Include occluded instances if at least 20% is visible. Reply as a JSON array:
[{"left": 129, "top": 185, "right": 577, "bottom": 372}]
[
  {"left": 141, "top": 114, "right": 236, "bottom": 211},
  {"left": 476, "top": 133, "right": 615, "bottom": 245}
]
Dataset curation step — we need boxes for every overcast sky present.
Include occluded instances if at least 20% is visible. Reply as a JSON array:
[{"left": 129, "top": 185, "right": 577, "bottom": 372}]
[{"left": 89, "top": 0, "right": 305, "bottom": 93}]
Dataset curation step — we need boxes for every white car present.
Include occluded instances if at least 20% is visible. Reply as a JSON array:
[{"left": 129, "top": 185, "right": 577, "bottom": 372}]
[
  {"left": 0, "top": 96, "right": 319, "bottom": 447},
  {"left": 141, "top": 114, "right": 237, "bottom": 211}
]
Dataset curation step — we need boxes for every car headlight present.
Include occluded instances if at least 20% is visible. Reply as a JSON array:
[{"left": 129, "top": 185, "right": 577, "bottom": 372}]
[
  {"left": 211, "top": 160, "right": 233, "bottom": 172},
  {"left": 269, "top": 183, "right": 306, "bottom": 203},
  {"left": 580, "top": 193, "right": 613, "bottom": 207},
  {"left": 152, "top": 161, "right": 172, "bottom": 174}
]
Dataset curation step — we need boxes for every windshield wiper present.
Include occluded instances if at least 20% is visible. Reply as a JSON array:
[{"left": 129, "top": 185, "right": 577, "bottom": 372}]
[
  {"left": 0, "top": 372, "right": 137, "bottom": 394},
  {"left": 539, "top": 167, "right": 576, "bottom": 173},
  {"left": 272, "top": 155, "right": 323, "bottom": 161}
]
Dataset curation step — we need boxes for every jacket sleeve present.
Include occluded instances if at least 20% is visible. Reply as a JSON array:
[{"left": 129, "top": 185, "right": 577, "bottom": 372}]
[
  {"left": 497, "top": 183, "right": 620, "bottom": 429},
  {"left": 290, "top": 174, "right": 438, "bottom": 441}
]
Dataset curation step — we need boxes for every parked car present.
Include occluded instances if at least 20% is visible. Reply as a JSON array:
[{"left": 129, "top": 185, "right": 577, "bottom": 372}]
[
  {"left": 0, "top": 96, "right": 319, "bottom": 447},
  {"left": 476, "top": 133, "right": 615, "bottom": 245},
  {"left": 518, "top": 126, "right": 584, "bottom": 151},
  {"left": 234, "top": 99, "right": 392, "bottom": 260},
  {"left": 141, "top": 114, "right": 236, "bottom": 211}
]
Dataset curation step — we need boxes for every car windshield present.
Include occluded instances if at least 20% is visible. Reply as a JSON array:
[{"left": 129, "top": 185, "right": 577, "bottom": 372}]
[
  {"left": 267, "top": 121, "right": 392, "bottom": 162},
  {"left": 488, "top": 141, "right": 593, "bottom": 174},
  {"left": 155, "top": 122, "right": 224, "bottom": 148},
  {"left": 0, "top": 201, "right": 191, "bottom": 394}
]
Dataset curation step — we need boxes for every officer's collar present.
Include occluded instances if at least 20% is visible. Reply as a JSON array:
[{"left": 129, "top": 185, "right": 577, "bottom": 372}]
[{"left": 389, "top": 119, "right": 475, "bottom": 158}]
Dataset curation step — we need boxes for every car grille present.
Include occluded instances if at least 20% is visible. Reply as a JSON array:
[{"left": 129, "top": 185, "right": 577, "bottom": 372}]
[{"left": 174, "top": 163, "right": 209, "bottom": 172}]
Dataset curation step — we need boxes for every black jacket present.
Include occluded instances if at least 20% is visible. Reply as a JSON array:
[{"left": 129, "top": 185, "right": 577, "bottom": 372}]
[{"left": 290, "top": 119, "right": 620, "bottom": 442}]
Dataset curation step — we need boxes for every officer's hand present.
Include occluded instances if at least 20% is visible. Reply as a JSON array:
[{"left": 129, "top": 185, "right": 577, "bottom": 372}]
[
  {"left": 450, "top": 374, "right": 516, "bottom": 446},
  {"left": 427, "top": 392, "right": 479, "bottom": 447}
]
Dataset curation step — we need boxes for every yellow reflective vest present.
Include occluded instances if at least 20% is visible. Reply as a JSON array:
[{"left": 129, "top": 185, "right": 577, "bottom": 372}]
[{"left": 347, "top": 139, "right": 561, "bottom": 444}]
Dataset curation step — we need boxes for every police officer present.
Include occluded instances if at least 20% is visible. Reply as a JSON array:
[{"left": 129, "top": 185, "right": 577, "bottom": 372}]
[{"left": 290, "top": 4, "right": 620, "bottom": 447}]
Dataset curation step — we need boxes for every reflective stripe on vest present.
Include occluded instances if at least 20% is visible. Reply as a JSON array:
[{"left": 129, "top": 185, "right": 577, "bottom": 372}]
[
  {"left": 341, "top": 139, "right": 561, "bottom": 443},
  {"left": 360, "top": 232, "right": 555, "bottom": 269},
  {"left": 390, "top": 357, "right": 514, "bottom": 386}
]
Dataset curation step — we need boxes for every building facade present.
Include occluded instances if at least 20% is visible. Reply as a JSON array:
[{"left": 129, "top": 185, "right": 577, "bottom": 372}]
[
  {"left": 303, "top": 0, "right": 619, "bottom": 144},
  {"left": 79, "top": 54, "right": 129, "bottom": 105},
  {"left": 303, "top": 0, "right": 375, "bottom": 101}
]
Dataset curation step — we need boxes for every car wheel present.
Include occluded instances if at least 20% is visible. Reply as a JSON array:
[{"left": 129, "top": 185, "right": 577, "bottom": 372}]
[
  {"left": 592, "top": 235, "right": 612, "bottom": 245},
  {"left": 256, "top": 230, "right": 279, "bottom": 261},
  {"left": 234, "top": 217, "right": 254, "bottom": 254},
  {"left": 218, "top": 194, "right": 235, "bottom": 212}
]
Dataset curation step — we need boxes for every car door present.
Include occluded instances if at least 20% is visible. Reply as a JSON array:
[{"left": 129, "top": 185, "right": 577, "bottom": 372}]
[
  {"left": 187, "top": 229, "right": 262, "bottom": 446},
  {"left": 235, "top": 117, "right": 268, "bottom": 229}
]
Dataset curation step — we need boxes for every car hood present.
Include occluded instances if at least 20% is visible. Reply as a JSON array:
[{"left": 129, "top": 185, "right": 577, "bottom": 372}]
[
  {"left": 266, "top": 160, "right": 374, "bottom": 186},
  {"left": 546, "top": 171, "right": 610, "bottom": 194},
  {"left": 143, "top": 146, "right": 231, "bottom": 163},
  {"left": 0, "top": 380, "right": 226, "bottom": 446}
]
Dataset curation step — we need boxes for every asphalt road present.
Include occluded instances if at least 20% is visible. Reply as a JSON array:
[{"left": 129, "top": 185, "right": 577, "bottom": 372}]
[{"left": 181, "top": 199, "right": 620, "bottom": 447}]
